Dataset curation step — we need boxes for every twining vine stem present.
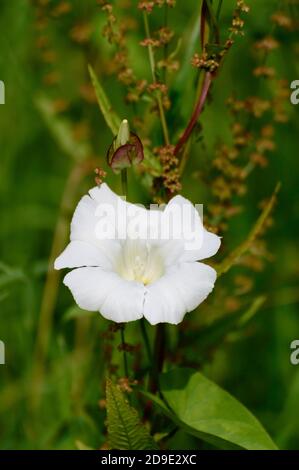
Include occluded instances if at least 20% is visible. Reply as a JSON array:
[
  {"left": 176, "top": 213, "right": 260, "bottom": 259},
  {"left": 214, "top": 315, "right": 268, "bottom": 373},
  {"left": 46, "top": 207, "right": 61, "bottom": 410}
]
[{"left": 174, "top": 71, "right": 213, "bottom": 156}]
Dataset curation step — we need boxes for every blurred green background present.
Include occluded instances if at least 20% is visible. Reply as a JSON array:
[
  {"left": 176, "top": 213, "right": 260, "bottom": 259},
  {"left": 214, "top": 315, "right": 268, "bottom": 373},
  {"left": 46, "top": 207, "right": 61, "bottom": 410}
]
[{"left": 0, "top": 0, "right": 298, "bottom": 449}]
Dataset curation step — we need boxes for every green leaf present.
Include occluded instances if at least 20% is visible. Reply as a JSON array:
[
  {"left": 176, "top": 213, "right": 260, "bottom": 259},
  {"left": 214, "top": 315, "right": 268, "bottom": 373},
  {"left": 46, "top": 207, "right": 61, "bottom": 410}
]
[
  {"left": 106, "top": 378, "right": 158, "bottom": 450},
  {"left": 88, "top": 65, "right": 121, "bottom": 136},
  {"left": 159, "top": 368, "right": 278, "bottom": 450}
]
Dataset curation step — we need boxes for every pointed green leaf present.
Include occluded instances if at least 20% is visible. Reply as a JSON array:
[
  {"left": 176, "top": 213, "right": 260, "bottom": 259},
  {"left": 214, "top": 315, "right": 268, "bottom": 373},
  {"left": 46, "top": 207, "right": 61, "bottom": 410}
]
[
  {"left": 159, "top": 368, "right": 278, "bottom": 450},
  {"left": 88, "top": 65, "right": 121, "bottom": 136}
]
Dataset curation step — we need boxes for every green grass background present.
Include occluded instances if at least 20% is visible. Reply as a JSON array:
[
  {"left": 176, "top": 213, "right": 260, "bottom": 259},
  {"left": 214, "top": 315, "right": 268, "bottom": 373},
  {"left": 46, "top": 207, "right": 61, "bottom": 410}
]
[{"left": 0, "top": 0, "right": 298, "bottom": 449}]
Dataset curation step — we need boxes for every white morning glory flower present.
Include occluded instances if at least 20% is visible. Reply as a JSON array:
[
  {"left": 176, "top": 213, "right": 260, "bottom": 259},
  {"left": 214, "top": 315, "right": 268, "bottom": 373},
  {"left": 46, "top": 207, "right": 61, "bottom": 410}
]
[{"left": 54, "top": 183, "right": 221, "bottom": 325}]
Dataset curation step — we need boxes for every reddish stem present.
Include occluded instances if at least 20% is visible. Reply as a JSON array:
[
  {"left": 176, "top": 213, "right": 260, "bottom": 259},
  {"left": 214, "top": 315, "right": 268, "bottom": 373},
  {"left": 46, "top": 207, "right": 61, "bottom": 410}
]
[{"left": 174, "top": 71, "right": 213, "bottom": 156}]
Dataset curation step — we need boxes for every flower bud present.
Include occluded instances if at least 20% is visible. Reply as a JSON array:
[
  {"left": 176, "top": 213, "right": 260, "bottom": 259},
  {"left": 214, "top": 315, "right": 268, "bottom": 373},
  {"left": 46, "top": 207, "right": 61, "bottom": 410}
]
[{"left": 107, "top": 119, "right": 144, "bottom": 172}]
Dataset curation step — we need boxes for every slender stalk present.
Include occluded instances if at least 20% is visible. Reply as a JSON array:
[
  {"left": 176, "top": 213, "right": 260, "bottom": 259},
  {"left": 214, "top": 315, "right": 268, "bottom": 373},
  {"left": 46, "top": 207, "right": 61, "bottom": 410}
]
[
  {"left": 143, "top": 11, "right": 170, "bottom": 145},
  {"left": 179, "top": 139, "right": 191, "bottom": 175},
  {"left": 216, "top": 0, "right": 223, "bottom": 20},
  {"left": 121, "top": 168, "right": 128, "bottom": 197},
  {"left": 205, "top": 0, "right": 220, "bottom": 43},
  {"left": 120, "top": 327, "right": 129, "bottom": 378},
  {"left": 157, "top": 96, "right": 170, "bottom": 146},
  {"left": 143, "top": 322, "right": 165, "bottom": 421},
  {"left": 174, "top": 72, "right": 212, "bottom": 156},
  {"left": 179, "top": 1, "right": 221, "bottom": 160},
  {"left": 140, "top": 318, "right": 153, "bottom": 364},
  {"left": 150, "top": 323, "right": 166, "bottom": 395},
  {"left": 143, "top": 12, "right": 156, "bottom": 81},
  {"left": 163, "top": 2, "right": 169, "bottom": 83}
]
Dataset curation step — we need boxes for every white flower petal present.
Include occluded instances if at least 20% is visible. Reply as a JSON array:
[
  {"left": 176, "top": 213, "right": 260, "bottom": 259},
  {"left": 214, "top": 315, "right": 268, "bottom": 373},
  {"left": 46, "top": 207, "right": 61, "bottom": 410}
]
[
  {"left": 70, "top": 183, "right": 124, "bottom": 243},
  {"left": 63, "top": 267, "right": 145, "bottom": 323},
  {"left": 154, "top": 239, "right": 184, "bottom": 267},
  {"left": 163, "top": 194, "right": 200, "bottom": 237},
  {"left": 143, "top": 262, "right": 216, "bottom": 325},
  {"left": 88, "top": 182, "right": 122, "bottom": 206},
  {"left": 163, "top": 194, "right": 221, "bottom": 262},
  {"left": 181, "top": 228, "right": 221, "bottom": 262},
  {"left": 70, "top": 194, "right": 98, "bottom": 243},
  {"left": 54, "top": 240, "right": 117, "bottom": 270},
  {"left": 75, "top": 183, "right": 152, "bottom": 243},
  {"left": 69, "top": 184, "right": 125, "bottom": 263}
]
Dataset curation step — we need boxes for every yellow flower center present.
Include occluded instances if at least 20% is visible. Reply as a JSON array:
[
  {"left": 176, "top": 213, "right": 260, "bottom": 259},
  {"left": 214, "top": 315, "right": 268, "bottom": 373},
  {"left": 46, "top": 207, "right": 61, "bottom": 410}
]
[{"left": 115, "top": 240, "right": 164, "bottom": 285}]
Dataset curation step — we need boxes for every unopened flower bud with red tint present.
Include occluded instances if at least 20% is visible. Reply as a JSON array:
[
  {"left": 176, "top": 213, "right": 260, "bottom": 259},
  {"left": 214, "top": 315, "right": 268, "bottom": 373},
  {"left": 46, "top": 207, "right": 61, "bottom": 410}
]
[{"left": 107, "top": 119, "right": 144, "bottom": 173}]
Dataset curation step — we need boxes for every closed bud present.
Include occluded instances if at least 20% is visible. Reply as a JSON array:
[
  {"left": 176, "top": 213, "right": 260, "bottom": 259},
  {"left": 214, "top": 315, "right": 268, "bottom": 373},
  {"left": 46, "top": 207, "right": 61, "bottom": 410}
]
[{"left": 107, "top": 119, "right": 144, "bottom": 172}]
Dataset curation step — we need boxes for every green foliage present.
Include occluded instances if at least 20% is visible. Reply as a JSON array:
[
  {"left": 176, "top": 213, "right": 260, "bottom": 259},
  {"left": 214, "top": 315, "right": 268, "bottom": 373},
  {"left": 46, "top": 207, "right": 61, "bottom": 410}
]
[
  {"left": 187, "top": 296, "right": 266, "bottom": 358},
  {"left": 36, "top": 96, "right": 92, "bottom": 162},
  {"left": 147, "top": 368, "right": 277, "bottom": 450},
  {"left": 62, "top": 305, "right": 95, "bottom": 322},
  {"left": 88, "top": 65, "right": 121, "bottom": 137},
  {"left": 0, "top": 0, "right": 298, "bottom": 451},
  {"left": 216, "top": 183, "right": 281, "bottom": 277},
  {"left": 89, "top": 65, "right": 160, "bottom": 177},
  {"left": 106, "top": 379, "right": 158, "bottom": 450},
  {"left": 75, "top": 440, "right": 94, "bottom": 450}
]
